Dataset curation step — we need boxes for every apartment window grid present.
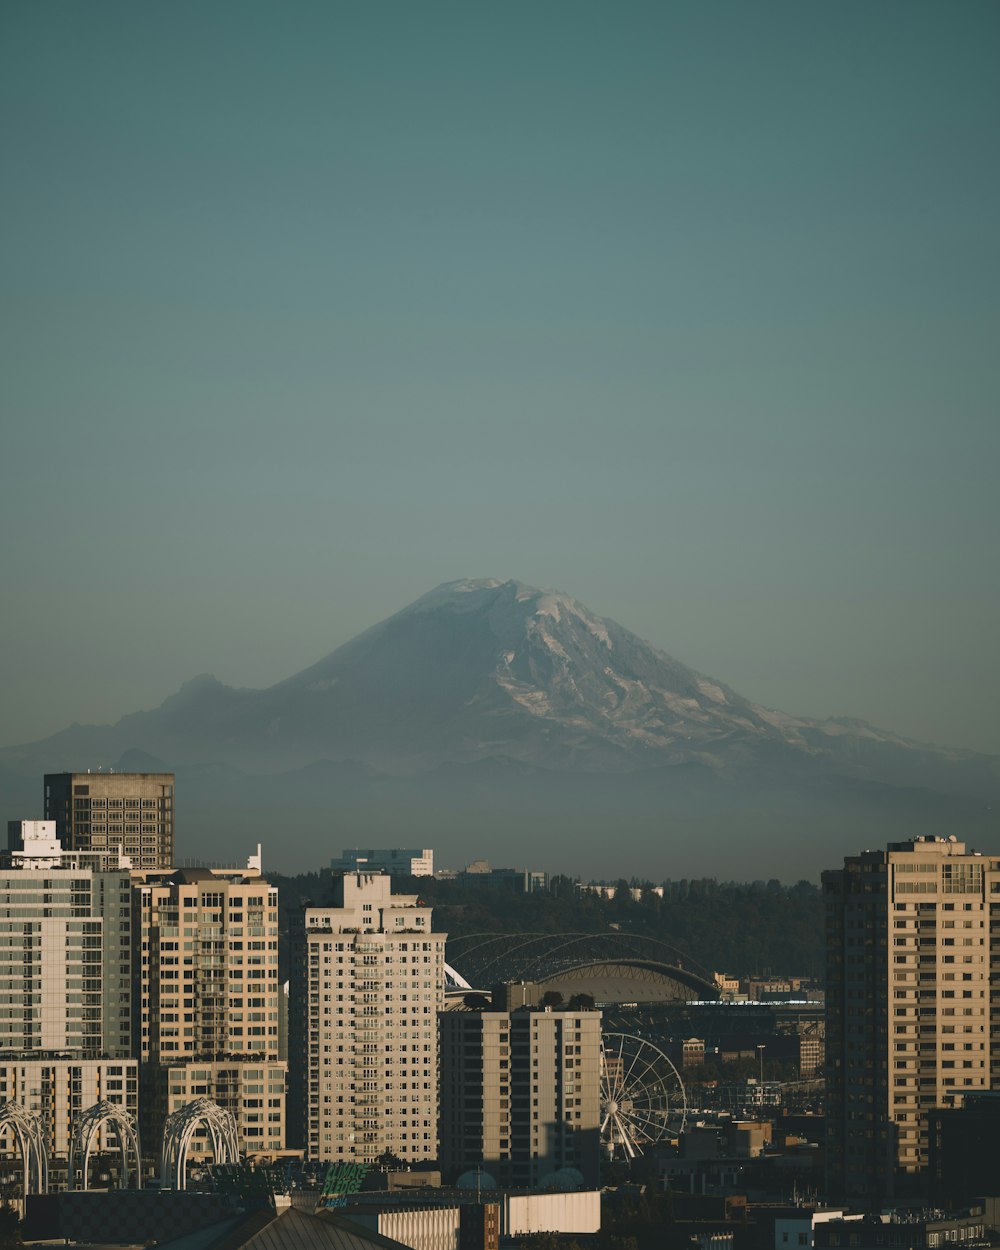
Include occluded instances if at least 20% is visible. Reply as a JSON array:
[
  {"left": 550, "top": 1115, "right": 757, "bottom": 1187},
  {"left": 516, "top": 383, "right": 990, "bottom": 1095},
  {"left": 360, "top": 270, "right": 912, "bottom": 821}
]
[
  {"left": 825, "top": 838, "right": 997, "bottom": 1203},
  {"left": 298, "top": 875, "right": 444, "bottom": 1163},
  {"left": 45, "top": 773, "right": 174, "bottom": 870},
  {"left": 136, "top": 872, "right": 285, "bottom": 1155},
  {"left": 0, "top": 867, "right": 131, "bottom": 1058}
]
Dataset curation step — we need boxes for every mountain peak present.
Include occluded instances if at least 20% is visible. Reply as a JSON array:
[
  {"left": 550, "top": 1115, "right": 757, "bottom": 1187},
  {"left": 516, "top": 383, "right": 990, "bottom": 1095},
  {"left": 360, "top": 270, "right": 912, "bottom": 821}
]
[
  {"left": 401, "top": 578, "right": 600, "bottom": 626},
  {"left": 3, "top": 577, "right": 997, "bottom": 878},
  {"left": 161, "top": 673, "right": 225, "bottom": 704},
  {"left": 8, "top": 580, "right": 993, "bottom": 787},
  {"left": 400, "top": 577, "right": 520, "bottom": 614}
]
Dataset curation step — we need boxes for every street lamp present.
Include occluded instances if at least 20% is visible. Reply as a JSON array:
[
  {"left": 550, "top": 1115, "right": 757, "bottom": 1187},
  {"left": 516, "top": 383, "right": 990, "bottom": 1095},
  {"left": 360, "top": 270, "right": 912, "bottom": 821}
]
[{"left": 756, "top": 1044, "right": 765, "bottom": 1088}]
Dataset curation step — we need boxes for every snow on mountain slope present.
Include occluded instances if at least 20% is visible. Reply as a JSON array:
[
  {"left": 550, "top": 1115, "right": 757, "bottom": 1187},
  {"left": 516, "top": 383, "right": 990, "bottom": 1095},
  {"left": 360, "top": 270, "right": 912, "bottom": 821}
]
[
  {"left": 2, "top": 580, "right": 996, "bottom": 802},
  {"left": 258, "top": 578, "right": 795, "bottom": 771}
]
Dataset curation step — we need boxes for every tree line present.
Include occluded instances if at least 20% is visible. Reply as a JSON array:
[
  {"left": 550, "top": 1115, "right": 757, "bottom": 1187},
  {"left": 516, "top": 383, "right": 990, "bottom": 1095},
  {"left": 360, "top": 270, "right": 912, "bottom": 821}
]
[{"left": 271, "top": 870, "right": 824, "bottom": 981}]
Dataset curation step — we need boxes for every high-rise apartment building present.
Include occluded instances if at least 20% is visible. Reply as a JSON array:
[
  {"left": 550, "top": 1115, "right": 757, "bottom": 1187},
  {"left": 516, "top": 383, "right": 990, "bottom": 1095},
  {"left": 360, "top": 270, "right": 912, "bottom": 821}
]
[
  {"left": 439, "top": 1006, "right": 603, "bottom": 1188},
  {"left": 44, "top": 772, "right": 174, "bottom": 869},
  {"left": 0, "top": 821, "right": 133, "bottom": 1057},
  {"left": 824, "top": 836, "right": 998, "bottom": 1202},
  {"left": 289, "top": 872, "right": 445, "bottom": 1162},
  {"left": 133, "top": 861, "right": 285, "bottom": 1157},
  {"left": 0, "top": 821, "right": 136, "bottom": 1171}
]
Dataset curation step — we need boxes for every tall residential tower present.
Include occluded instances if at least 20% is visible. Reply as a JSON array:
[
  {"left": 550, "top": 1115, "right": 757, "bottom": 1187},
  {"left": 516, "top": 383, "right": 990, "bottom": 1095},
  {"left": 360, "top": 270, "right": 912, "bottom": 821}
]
[
  {"left": 824, "top": 836, "right": 997, "bottom": 1202},
  {"left": 1, "top": 820, "right": 133, "bottom": 1056},
  {"left": 133, "top": 859, "right": 285, "bottom": 1157},
  {"left": 439, "top": 1005, "right": 603, "bottom": 1188},
  {"left": 0, "top": 820, "right": 138, "bottom": 1163},
  {"left": 290, "top": 872, "right": 445, "bottom": 1162}
]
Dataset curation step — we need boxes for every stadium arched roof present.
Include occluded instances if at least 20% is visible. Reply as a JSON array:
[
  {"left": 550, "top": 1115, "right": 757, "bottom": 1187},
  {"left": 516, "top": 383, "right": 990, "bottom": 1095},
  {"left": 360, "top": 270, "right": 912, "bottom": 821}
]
[{"left": 446, "top": 932, "right": 718, "bottom": 1003}]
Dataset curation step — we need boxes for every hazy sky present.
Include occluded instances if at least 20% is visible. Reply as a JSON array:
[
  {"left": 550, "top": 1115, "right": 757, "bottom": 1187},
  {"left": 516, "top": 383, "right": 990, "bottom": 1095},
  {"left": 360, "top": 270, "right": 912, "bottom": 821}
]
[{"left": 2, "top": 1, "right": 998, "bottom": 755}]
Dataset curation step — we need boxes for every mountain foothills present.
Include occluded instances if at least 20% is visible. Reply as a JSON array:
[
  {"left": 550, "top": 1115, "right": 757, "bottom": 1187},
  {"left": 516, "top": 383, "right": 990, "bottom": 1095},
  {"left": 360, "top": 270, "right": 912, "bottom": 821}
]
[{"left": 2, "top": 579, "right": 996, "bottom": 878}]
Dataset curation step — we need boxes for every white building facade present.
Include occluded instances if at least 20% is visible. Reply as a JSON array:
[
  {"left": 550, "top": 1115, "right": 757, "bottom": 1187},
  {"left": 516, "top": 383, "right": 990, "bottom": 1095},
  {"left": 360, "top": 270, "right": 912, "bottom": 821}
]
[
  {"left": 293, "top": 873, "right": 445, "bottom": 1162},
  {"left": 0, "top": 823, "right": 132, "bottom": 1057}
]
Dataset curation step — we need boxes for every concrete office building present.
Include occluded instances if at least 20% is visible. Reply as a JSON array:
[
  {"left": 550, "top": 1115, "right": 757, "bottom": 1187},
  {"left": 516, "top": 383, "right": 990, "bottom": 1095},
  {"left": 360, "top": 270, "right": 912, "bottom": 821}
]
[
  {"left": 0, "top": 821, "right": 132, "bottom": 1057},
  {"left": 330, "top": 849, "right": 434, "bottom": 878},
  {"left": 133, "top": 858, "right": 285, "bottom": 1157},
  {"left": 824, "top": 836, "right": 998, "bottom": 1202},
  {"left": 439, "top": 1006, "right": 603, "bottom": 1188},
  {"left": 44, "top": 772, "right": 174, "bottom": 869},
  {"left": 290, "top": 872, "right": 445, "bottom": 1162}
]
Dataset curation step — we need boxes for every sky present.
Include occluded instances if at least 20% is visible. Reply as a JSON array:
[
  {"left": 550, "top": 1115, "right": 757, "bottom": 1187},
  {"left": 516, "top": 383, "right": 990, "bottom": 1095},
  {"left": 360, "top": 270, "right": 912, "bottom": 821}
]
[{"left": 2, "top": 1, "right": 999, "bottom": 756}]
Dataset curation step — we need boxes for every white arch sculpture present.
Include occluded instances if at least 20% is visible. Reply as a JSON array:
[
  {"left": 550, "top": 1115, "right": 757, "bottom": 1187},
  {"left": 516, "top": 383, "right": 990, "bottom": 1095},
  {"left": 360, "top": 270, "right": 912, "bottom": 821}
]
[
  {"left": 0, "top": 1100, "right": 49, "bottom": 1196},
  {"left": 161, "top": 1098, "right": 241, "bottom": 1191},
  {"left": 444, "top": 962, "right": 472, "bottom": 991},
  {"left": 68, "top": 1100, "right": 142, "bottom": 1191}
]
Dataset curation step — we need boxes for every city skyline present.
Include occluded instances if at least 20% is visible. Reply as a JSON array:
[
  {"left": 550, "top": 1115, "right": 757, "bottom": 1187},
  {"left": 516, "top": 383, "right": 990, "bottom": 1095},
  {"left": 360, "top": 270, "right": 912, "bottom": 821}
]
[
  {"left": 0, "top": 781, "right": 996, "bottom": 1215},
  {"left": 2, "top": 2, "right": 999, "bottom": 762}
]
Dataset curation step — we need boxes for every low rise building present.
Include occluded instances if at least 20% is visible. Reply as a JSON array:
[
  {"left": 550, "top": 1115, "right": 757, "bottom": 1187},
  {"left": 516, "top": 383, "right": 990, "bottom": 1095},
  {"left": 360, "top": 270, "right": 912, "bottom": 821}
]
[
  {"left": 682, "top": 1037, "right": 706, "bottom": 1068},
  {"left": 460, "top": 864, "right": 548, "bottom": 893},
  {"left": 814, "top": 1210, "right": 989, "bottom": 1250},
  {"left": 339, "top": 1187, "right": 599, "bottom": 1246},
  {"left": 713, "top": 973, "right": 743, "bottom": 998},
  {"left": 331, "top": 849, "right": 434, "bottom": 878}
]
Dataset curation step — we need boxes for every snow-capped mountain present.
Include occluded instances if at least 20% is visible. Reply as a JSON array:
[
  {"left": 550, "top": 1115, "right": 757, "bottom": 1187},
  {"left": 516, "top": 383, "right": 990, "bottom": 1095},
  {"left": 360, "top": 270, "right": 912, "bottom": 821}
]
[{"left": 2, "top": 579, "right": 996, "bottom": 876}]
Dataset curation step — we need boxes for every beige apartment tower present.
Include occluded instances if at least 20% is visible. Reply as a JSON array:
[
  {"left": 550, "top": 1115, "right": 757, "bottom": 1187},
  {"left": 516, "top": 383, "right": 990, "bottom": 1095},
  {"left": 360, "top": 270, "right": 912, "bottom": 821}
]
[
  {"left": 45, "top": 772, "right": 174, "bottom": 869},
  {"left": 133, "top": 862, "right": 286, "bottom": 1157},
  {"left": 290, "top": 872, "right": 445, "bottom": 1162},
  {"left": 824, "top": 836, "right": 999, "bottom": 1202}
]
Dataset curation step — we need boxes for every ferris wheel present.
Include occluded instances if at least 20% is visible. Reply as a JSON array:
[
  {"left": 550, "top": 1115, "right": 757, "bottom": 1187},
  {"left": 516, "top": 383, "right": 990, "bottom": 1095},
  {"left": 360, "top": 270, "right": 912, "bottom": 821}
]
[{"left": 600, "top": 1032, "right": 687, "bottom": 1160}]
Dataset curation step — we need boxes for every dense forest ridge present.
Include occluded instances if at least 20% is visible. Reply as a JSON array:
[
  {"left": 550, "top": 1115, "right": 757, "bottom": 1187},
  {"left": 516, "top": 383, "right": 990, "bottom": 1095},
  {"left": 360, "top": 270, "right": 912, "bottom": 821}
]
[{"left": 271, "top": 870, "right": 824, "bottom": 983}]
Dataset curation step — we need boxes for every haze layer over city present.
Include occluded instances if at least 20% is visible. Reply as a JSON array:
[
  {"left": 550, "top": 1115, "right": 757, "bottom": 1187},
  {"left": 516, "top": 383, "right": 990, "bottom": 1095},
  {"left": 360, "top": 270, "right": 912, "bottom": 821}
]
[{"left": 2, "top": 2, "right": 998, "bottom": 879}]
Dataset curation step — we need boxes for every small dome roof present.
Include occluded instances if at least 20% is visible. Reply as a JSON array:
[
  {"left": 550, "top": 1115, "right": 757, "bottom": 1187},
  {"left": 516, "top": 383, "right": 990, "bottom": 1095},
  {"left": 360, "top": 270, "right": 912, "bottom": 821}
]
[
  {"left": 455, "top": 1168, "right": 498, "bottom": 1190},
  {"left": 540, "top": 1166, "right": 585, "bottom": 1189}
]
